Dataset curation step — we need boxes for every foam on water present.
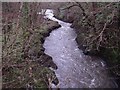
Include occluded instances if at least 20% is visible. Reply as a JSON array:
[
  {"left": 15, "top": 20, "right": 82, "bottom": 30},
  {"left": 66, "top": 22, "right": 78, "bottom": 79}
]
[{"left": 43, "top": 9, "right": 117, "bottom": 88}]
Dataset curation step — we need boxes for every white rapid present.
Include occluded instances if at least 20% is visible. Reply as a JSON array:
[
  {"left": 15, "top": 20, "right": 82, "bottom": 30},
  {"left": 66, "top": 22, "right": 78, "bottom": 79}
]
[{"left": 43, "top": 9, "right": 117, "bottom": 88}]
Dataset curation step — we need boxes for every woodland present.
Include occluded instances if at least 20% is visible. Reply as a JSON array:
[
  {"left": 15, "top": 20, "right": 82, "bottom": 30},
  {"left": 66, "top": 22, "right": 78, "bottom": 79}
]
[{"left": 2, "top": 2, "right": 120, "bottom": 89}]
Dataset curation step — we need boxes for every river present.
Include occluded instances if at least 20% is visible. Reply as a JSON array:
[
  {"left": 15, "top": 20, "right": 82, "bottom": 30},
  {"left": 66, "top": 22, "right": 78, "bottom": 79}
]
[{"left": 43, "top": 9, "right": 117, "bottom": 88}]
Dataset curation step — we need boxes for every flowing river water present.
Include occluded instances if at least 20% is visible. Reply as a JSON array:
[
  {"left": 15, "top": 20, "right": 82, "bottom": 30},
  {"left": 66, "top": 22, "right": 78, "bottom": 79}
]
[{"left": 43, "top": 9, "right": 117, "bottom": 88}]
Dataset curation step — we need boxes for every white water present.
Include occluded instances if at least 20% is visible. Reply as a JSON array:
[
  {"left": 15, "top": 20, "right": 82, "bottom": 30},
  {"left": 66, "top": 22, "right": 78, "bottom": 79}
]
[{"left": 43, "top": 9, "right": 117, "bottom": 88}]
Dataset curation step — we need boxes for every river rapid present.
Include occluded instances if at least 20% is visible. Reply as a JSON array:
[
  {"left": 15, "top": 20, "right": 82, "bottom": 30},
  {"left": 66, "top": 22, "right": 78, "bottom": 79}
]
[{"left": 43, "top": 9, "right": 117, "bottom": 88}]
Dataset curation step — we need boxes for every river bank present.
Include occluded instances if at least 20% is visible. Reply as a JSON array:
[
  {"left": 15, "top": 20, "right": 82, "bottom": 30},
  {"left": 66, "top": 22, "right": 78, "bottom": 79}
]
[
  {"left": 53, "top": 3, "right": 120, "bottom": 87},
  {"left": 2, "top": 16, "right": 60, "bottom": 88}
]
